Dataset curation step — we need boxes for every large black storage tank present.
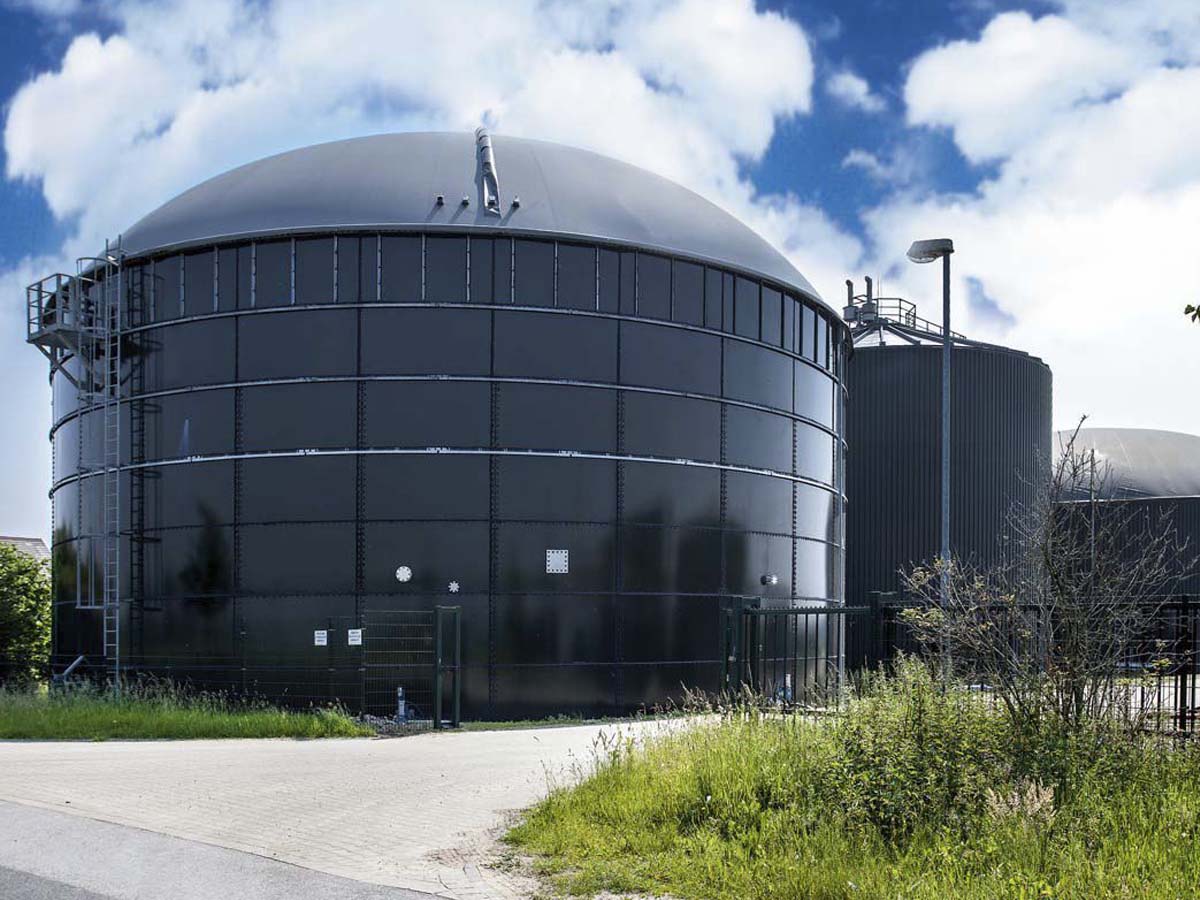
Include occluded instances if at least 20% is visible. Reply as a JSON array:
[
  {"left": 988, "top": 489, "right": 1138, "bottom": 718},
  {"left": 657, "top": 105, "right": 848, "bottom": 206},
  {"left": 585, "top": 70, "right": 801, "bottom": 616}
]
[
  {"left": 1057, "top": 428, "right": 1200, "bottom": 595},
  {"left": 30, "top": 132, "right": 849, "bottom": 720},
  {"left": 844, "top": 292, "right": 1052, "bottom": 604}
]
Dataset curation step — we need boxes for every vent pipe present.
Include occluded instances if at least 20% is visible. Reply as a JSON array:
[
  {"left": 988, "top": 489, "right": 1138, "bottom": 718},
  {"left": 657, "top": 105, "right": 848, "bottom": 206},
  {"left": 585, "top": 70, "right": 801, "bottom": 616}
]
[
  {"left": 475, "top": 127, "right": 502, "bottom": 214},
  {"left": 863, "top": 275, "right": 877, "bottom": 321},
  {"left": 843, "top": 279, "right": 858, "bottom": 323}
]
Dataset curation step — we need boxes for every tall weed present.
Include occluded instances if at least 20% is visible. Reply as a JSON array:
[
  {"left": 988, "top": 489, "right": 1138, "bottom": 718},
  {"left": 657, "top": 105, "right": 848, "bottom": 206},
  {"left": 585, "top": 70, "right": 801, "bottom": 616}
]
[
  {"left": 509, "top": 660, "right": 1200, "bottom": 899},
  {"left": 829, "top": 658, "right": 1005, "bottom": 841}
]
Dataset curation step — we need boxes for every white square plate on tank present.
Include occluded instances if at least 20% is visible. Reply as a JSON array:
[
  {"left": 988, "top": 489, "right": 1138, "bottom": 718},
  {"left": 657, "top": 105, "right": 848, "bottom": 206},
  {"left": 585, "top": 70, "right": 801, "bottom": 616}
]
[{"left": 545, "top": 549, "right": 569, "bottom": 574}]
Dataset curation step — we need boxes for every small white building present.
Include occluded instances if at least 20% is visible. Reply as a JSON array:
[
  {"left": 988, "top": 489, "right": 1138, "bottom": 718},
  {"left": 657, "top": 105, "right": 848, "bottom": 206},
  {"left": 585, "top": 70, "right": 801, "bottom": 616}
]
[{"left": 0, "top": 536, "right": 50, "bottom": 565}]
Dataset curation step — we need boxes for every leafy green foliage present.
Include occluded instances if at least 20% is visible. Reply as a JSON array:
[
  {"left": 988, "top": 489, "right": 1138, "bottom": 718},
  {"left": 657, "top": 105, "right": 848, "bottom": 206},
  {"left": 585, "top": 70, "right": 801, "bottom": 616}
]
[
  {"left": 0, "top": 681, "right": 373, "bottom": 739},
  {"left": 828, "top": 659, "right": 1006, "bottom": 842},
  {"left": 508, "top": 662, "right": 1200, "bottom": 899},
  {"left": 1186, "top": 303, "right": 1199, "bottom": 323},
  {"left": 0, "top": 543, "right": 51, "bottom": 684}
]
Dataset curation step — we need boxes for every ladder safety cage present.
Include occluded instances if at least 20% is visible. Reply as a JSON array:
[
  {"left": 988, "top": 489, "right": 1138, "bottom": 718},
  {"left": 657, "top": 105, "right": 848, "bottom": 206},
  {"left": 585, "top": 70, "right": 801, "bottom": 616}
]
[{"left": 26, "top": 240, "right": 127, "bottom": 686}]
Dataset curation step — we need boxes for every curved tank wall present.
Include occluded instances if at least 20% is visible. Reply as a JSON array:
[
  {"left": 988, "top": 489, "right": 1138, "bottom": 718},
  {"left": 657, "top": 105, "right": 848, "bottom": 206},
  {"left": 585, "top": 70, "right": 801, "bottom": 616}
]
[
  {"left": 845, "top": 342, "right": 1052, "bottom": 604},
  {"left": 1056, "top": 428, "right": 1200, "bottom": 595},
  {"left": 45, "top": 137, "right": 848, "bottom": 719}
]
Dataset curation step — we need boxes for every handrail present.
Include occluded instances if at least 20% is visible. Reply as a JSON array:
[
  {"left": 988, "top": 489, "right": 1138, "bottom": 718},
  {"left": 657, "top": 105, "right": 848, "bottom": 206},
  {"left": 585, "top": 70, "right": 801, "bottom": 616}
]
[{"left": 845, "top": 294, "right": 967, "bottom": 341}]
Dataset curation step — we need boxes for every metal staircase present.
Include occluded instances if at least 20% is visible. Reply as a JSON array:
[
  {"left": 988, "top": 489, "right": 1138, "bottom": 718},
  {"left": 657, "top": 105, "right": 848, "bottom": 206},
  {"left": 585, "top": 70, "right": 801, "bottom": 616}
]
[{"left": 27, "top": 240, "right": 125, "bottom": 686}]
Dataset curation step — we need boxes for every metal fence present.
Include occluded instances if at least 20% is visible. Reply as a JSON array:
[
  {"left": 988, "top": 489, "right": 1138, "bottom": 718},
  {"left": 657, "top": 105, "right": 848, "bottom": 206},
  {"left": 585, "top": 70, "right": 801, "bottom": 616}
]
[
  {"left": 863, "top": 594, "right": 1199, "bottom": 733},
  {"left": 7, "top": 597, "right": 1194, "bottom": 732},
  {"left": 7, "top": 606, "right": 462, "bottom": 728},
  {"left": 362, "top": 607, "right": 461, "bottom": 727},
  {"left": 722, "top": 604, "right": 871, "bottom": 709},
  {"left": 721, "top": 596, "right": 1199, "bottom": 733}
]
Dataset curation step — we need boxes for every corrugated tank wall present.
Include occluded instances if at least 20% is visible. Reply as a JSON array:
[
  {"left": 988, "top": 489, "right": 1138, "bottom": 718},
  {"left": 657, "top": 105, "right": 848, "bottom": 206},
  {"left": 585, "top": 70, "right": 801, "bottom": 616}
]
[
  {"left": 845, "top": 343, "right": 1052, "bottom": 603},
  {"left": 1069, "top": 496, "right": 1200, "bottom": 595}
]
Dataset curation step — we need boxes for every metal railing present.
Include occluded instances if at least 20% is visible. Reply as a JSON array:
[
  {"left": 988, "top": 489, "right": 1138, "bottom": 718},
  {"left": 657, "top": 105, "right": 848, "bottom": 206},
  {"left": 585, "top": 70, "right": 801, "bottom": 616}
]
[
  {"left": 723, "top": 603, "right": 870, "bottom": 709},
  {"left": 863, "top": 593, "right": 1199, "bottom": 734},
  {"left": 719, "top": 594, "right": 1198, "bottom": 732},
  {"left": 845, "top": 295, "right": 966, "bottom": 341}
]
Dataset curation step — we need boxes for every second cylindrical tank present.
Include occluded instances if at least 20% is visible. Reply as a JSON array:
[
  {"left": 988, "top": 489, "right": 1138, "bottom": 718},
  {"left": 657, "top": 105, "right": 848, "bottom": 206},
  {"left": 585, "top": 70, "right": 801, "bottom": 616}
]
[{"left": 844, "top": 294, "right": 1052, "bottom": 604}]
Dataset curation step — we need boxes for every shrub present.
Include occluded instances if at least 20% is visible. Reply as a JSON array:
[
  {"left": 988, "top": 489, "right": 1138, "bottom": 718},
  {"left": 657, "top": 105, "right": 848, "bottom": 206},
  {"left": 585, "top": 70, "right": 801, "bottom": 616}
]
[
  {"left": 828, "top": 657, "right": 1006, "bottom": 842},
  {"left": 0, "top": 543, "right": 51, "bottom": 685}
]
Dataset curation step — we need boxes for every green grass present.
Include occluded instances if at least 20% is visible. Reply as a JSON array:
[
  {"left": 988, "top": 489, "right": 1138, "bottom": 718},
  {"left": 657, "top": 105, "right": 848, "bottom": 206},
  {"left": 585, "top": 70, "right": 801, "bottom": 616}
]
[
  {"left": 507, "top": 662, "right": 1200, "bottom": 899},
  {"left": 0, "top": 684, "right": 374, "bottom": 740}
]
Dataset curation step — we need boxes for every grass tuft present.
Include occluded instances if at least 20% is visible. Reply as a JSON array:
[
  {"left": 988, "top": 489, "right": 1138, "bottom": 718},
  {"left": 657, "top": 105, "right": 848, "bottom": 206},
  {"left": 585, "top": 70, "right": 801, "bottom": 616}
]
[
  {"left": 507, "top": 659, "right": 1200, "bottom": 899},
  {"left": 0, "top": 682, "right": 373, "bottom": 740}
]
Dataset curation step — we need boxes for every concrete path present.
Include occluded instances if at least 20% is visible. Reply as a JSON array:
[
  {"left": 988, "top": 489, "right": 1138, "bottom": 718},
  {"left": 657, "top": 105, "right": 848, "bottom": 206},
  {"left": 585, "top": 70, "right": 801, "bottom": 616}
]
[
  {"left": 0, "top": 802, "right": 433, "bottom": 899},
  {"left": 0, "top": 722, "right": 662, "bottom": 898}
]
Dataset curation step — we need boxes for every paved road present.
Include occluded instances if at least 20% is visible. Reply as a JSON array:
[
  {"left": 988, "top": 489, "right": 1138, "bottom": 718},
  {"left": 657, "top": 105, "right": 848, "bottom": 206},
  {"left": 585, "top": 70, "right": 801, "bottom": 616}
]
[
  {"left": 2, "top": 863, "right": 112, "bottom": 900},
  {"left": 0, "top": 802, "right": 434, "bottom": 899},
  {"left": 0, "top": 721, "right": 664, "bottom": 899}
]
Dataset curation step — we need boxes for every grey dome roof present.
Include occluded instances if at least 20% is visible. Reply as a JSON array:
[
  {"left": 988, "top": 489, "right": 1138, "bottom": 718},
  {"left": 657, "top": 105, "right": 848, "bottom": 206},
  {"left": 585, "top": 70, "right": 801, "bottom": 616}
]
[
  {"left": 1056, "top": 428, "right": 1200, "bottom": 500},
  {"left": 120, "top": 132, "right": 824, "bottom": 306}
]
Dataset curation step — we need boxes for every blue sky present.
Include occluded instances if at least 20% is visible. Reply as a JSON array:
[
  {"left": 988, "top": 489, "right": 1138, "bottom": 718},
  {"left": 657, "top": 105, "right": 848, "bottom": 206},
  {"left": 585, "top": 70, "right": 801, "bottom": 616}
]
[
  {"left": 0, "top": 0, "right": 1041, "bottom": 265},
  {"left": 1, "top": 0, "right": 1198, "bottom": 539}
]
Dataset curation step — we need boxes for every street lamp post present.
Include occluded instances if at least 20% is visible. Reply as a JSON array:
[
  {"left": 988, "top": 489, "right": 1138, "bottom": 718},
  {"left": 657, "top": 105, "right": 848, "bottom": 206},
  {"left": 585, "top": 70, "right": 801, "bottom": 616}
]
[{"left": 906, "top": 238, "right": 955, "bottom": 611}]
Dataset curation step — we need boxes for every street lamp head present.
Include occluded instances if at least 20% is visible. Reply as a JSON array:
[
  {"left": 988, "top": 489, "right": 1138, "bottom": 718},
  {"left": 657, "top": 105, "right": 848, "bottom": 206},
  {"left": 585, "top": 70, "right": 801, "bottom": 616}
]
[{"left": 906, "top": 238, "right": 954, "bottom": 264}]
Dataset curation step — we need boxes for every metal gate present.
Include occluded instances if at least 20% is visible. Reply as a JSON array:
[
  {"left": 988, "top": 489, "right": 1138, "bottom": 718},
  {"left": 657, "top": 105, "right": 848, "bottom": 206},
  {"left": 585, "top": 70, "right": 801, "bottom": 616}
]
[
  {"left": 362, "top": 606, "right": 461, "bottom": 727},
  {"left": 722, "top": 604, "right": 870, "bottom": 708}
]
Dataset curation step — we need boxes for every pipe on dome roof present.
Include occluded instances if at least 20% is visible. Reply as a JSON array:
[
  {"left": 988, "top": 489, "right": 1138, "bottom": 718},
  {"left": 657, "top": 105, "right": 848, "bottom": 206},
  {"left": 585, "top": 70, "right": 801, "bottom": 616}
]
[{"left": 475, "top": 127, "right": 502, "bottom": 214}]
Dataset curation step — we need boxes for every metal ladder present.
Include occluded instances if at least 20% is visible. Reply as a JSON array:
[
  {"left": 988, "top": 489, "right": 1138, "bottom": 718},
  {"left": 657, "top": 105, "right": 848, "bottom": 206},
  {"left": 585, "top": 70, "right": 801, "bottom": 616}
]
[{"left": 77, "top": 243, "right": 124, "bottom": 684}]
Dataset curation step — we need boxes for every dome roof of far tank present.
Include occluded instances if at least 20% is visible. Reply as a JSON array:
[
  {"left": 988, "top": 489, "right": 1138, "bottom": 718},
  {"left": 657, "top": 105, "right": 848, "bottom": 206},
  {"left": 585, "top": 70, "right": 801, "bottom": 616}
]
[
  {"left": 1057, "top": 427, "right": 1200, "bottom": 500},
  {"left": 119, "top": 131, "right": 825, "bottom": 308}
]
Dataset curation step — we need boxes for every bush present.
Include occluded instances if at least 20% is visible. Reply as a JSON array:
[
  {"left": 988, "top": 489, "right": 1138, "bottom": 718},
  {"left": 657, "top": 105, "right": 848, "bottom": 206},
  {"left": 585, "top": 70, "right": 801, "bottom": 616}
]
[
  {"left": 829, "top": 658, "right": 1006, "bottom": 842},
  {"left": 0, "top": 543, "right": 51, "bottom": 685}
]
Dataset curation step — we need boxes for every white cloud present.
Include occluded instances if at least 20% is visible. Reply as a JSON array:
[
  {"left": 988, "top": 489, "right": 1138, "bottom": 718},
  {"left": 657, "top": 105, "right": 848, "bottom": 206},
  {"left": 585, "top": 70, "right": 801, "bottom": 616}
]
[
  {"left": 3, "top": 0, "right": 838, "bottom": 264},
  {"left": 826, "top": 69, "right": 885, "bottom": 113},
  {"left": 0, "top": 0, "right": 863, "bottom": 538},
  {"left": 843, "top": 149, "right": 888, "bottom": 180},
  {"left": 841, "top": 145, "right": 926, "bottom": 186},
  {"left": 905, "top": 11, "right": 1140, "bottom": 161},
  {"left": 876, "top": 3, "right": 1200, "bottom": 436},
  {"left": 1057, "top": 0, "right": 1200, "bottom": 66}
]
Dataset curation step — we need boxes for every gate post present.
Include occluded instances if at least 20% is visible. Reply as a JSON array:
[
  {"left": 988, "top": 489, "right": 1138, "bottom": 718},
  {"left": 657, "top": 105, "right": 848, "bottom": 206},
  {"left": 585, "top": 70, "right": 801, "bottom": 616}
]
[
  {"left": 453, "top": 607, "right": 462, "bottom": 728},
  {"left": 434, "top": 608, "right": 444, "bottom": 730},
  {"left": 722, "top": 598, "right": 746, "bottom": 694},
  {"left": 432, "top": 606, "right": 462, "bottom": 729},
  {"left": 1180, "top": 595, "right": 1193, "bottom": 734},
  {"left": 721, "top": 605, "right": 731, "bottom": 691},
  {"left": 865, "top": 591, "right": 882, "bottom": 667}
]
